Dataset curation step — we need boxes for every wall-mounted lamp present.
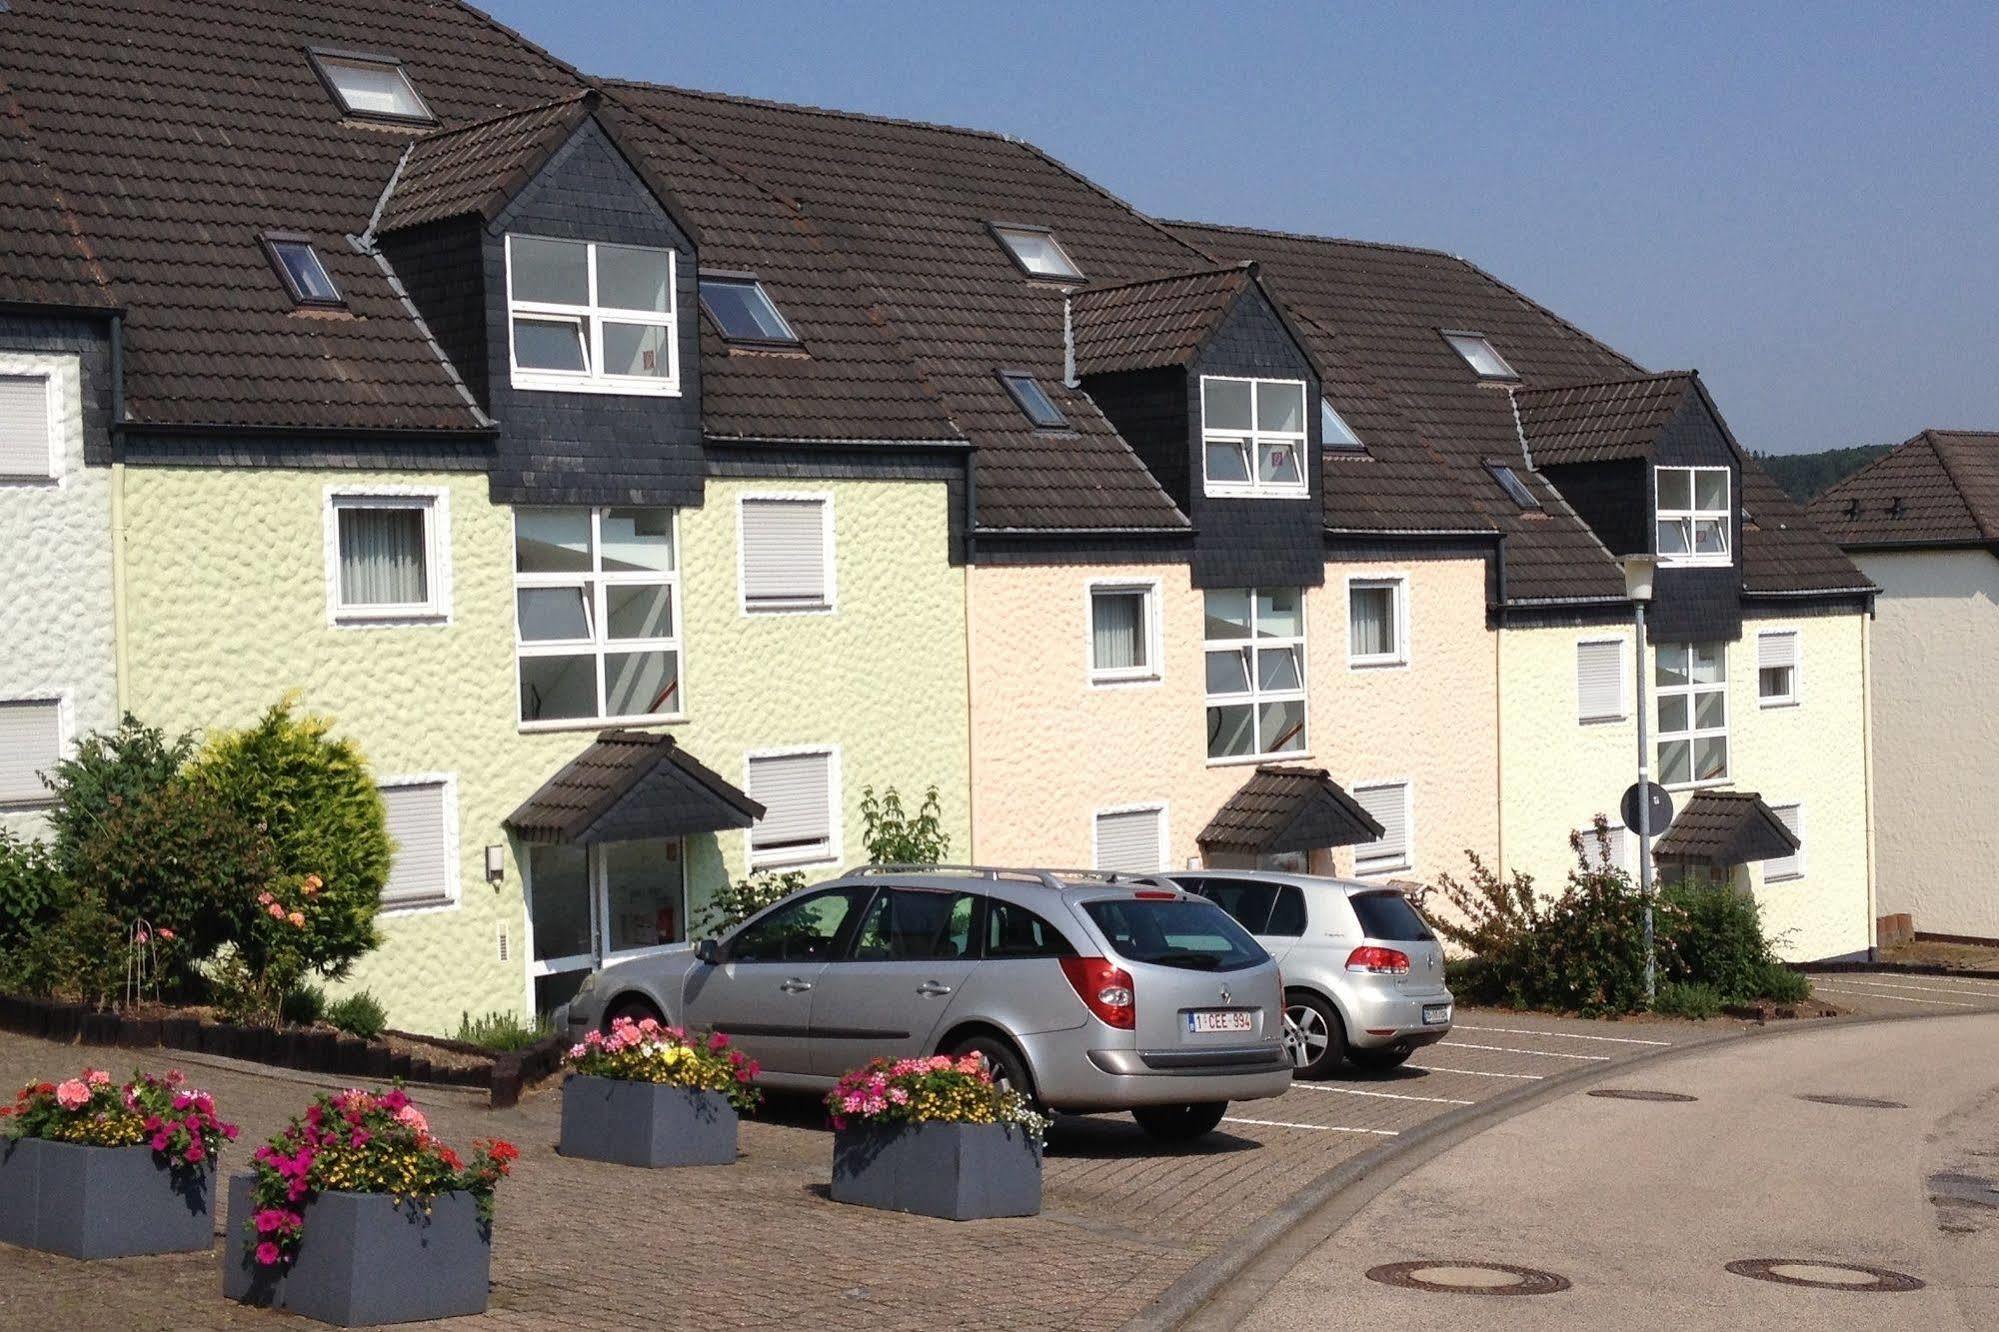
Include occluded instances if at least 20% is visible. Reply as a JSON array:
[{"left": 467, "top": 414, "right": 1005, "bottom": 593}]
[{"left": 484, "top": 845, "right": 506, "bottom": 884}]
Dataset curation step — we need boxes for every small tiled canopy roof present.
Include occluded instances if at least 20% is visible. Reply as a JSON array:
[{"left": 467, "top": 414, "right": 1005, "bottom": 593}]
[
  {"left": 1068, "top": 264, "right": 1253, "bottom": 376},
  {"left": 1198, "top": 766, "right": 1385, "bottom": 855},
  {"left": 1651, "top": 792, "right": 1800, "bottom": 867},
  {"left": 505, "top": 730, "right": 763, "bottom": 847},
  {"left": 1512, "top": 372, "right": 1696, "bottom": 466}
]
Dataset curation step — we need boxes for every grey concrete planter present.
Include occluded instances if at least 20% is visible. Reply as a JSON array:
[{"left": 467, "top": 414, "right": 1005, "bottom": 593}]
[
  {"left": 221, "top": 1172, "right": 490, "bottom": 1326},
  {"left": 559, "top": 1075, "right": 739, "bottom": 1167},
  {"left": 830, "top": 1121, "right": 1042, "bottom": 1220},
  {"left": 0, "top": 1138, "right": 214, "bottom": 1259}
]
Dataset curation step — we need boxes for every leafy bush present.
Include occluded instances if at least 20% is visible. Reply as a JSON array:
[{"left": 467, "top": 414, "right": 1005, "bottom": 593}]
[
  {"left": 1657, "top": 879, "right": 1808, "bottom": 1003},
  {"left": 0, "top": 830, "right": 64, "bottom": 944},
  {"left": 38, "top": 714, "right": 195, "bottom": 876},
  {"left": 325, "top": 990, "right": 388, "bottom": 1041},
  {"left": 694, "top": 869, "right": 805, "bottom": 938},
  {"left": 1652, "top": 981, "right": 1724, "bottom": 1020},
  {"left": 280, "top": 983, "right": 325, "bottom": 1028},
  {"left": 0, "top": 889, "right": 125, "bottom": 1006},
  {"left": 1750, "top": 960, "right": 1812, "bottom": 1004},
  {"left": 860, "top": 784, "right": 951, "bottom": 867},
  {"left": 453, "top": 1009, "right": 552, "bottom": 1052}
]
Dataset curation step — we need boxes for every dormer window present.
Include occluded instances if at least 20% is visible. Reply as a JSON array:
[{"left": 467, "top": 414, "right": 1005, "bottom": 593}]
[
  {"left": 262, "top": 234, "right": 343, "bottom": 307},
  {"left": 1655, "top": 465, "right": 1730, "bottom": 565},
  {"left": 1442, "top": 331, "right": 1518, "bottom": 380},
  {"left": 998, "top": 371, "right": 1068, "bottom": 429},
  {"left": 1320, "top": 397, "right": 1364, "bottom": 452},
  {"left": 989, "top": 223, "right": 1083, "bottom": 281},
  {"left": 1487, "top": 462, "right": 1541, "bottom": 510},
  {"left": 1201, "top": 376, "right": 1307, "bottom": 499},
  {"left": 309, "top": 50, "right": 434, "bottom": 124},
  {"left": 507, "top": 235, "right": 679, "bottom": 397},
  {"left": 699, "top": 274, "right": 800, "bottom": 346}
]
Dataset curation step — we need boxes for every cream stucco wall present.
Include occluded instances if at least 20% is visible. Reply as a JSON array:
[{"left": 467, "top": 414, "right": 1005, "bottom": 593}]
[
  {"left": 968, "top": 557, "right": 1498, "bottom": 883},
  {"left": 121, "top": 469, "right": 967, "bottom": 1033},
  {"left": 1497, "top": 613, "right": 1872, "bottom": 962},
  {"left": 0, "top": 351, "right": 116, "bottom": 840},
  {"left": 1855, "top": 548, "right": 1999, "bottom": 939}
]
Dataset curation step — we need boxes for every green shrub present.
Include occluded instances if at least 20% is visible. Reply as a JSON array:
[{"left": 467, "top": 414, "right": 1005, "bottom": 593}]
[
  {"left": 1750, "top": 961, "right": 1812, "bottom": 1003},
  {"left": 1658, "top": 880, "right": 1773, "bottom": 999},
  {"left": 0, "top": 829, "right": 65, "bottom": 945},
  {"left": 0, "top": 889, "right": 125, "bottom": 1007},
  {"left": 1652, "top": 981, "right": 1724, "bottom": 1020},
  {"left": 280, "top": 983, "right": 326, "bottom": 1027},
  {"left": 39, "top": 714, "right": 195, "bottom": 876},
  {"left": 860, "top": 784, "right": 951, "bottom": 867},
  {"left": 453, "top": 1009, "right": 551, "bottom": 1052},
  {"left": 325, "top": 990, "right": 388, "bottom": 1040},
  {"left": 694, "top": 870, "right": 805, "bottom": 938}
]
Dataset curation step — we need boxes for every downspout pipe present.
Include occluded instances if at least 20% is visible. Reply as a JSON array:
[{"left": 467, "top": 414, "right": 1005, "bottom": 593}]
[{"left": 108, "top": 312, "right": 130, "bottom": 714}]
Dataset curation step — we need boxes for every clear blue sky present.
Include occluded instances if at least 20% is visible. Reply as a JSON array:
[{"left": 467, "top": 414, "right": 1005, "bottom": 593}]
[{"left": 479, "top": 0, "right": 1997, "bottom": 455}]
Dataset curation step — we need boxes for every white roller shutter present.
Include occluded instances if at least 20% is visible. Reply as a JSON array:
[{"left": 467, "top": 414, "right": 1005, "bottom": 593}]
[
  {"left": 741, "top": 498, "right": 830, "bottom": 609},
  {"left": 0, "top": 700, "right": 61, "bottom": 805},
  {"left": 1765, "top": 803, "right": 1804, "bottom": 882},
  {"left": 1576, "top": 640, "right": 1624, "bottom": 722},
  {"left": 749, "top": 751, "right": 834, "bottom": 864},
  {"left": 1576, "top": 821, "right": 1629, "bottom": 872},
  {"left": 380, "top": 780, "right": 452, "bottom": 909},
  {"left": 0, "top": 376, "right": 51, "bottom": 478},
  {"left": 1094, "top": 807, "right": 1164, "bottom": 873},
  {"left": 1353, "top": 783, "right": 1411, "bottom": 874},
  {"left": 1757, "top": 631, "right": 1798, "bottom": 671}
]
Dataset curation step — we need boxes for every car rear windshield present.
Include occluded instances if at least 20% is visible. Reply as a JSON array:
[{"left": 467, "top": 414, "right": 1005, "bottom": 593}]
[
  {"left": 1349, "top": 891, "right": 1434, "bottom": 942},
  {"left": 1080, "top": 898, "right": 1267, "bottom": 972}
]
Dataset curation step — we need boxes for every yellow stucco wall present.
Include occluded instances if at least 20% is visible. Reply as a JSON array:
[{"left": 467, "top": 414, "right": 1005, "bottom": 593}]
[
  {"left": 121, "top": 469, "right": 967, "bottom": 1033},
  {"left": 967, "top": 557, "right": 1499, "bottom": 881},
  {"left": 1497, "top": 614, "right": 1872, "bottom": 961}
]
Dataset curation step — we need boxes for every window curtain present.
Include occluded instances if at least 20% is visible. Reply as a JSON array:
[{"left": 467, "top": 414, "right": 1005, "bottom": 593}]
[
  {"left": 1093, "top": 594, "right": 1144, "bottom": 670},
  {"left": 1350, "top": 587, "right": 1393, "bottom": 657},
  {"left": 339, "top": 508, "right": 427, "bottom": 606}
]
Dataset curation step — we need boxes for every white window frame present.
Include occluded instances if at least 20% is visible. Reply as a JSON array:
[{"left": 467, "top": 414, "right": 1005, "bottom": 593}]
[
  {"left": 523, "top": 837, "right": 691, "bottom": 995},
  {"left": 505, "top": 234, "right": 681, "bottom": 397},
  {"left": 1756, "top": 629, "right": 1800, "bottom": 708},
  {"left": 1654, "top": 465, "right": 1732, "bottom": 568},
  {"left": 0, "top": 692, "right": 70, "bottom": 809},
  {"left": 1204, "top": 587, "right": 1309, "bottom": 765},
  {"left": 375, "top": 773, "right": 460, "bottom": 916},
  {"left": 1764, "top": 801, "right": 1805, "bottom": 882},
  {"left": 1345, "top": 573, "right": 1410, "bottom": 670},
  {"left": 1442, "top": 331, "right": 1518, "bottom": 379},
  {"left": 745, "top": 745, "right": 842, "bottom": 872},
  {"left": 1086, "top": 578, "right": 1162, "bottom": 687},
  {"left": 1352, "top": 780, "right": 1413, "bottom": 877},
  {"left": 1656, "top": 641, "right": 1729, "bottom": 789},
  {"left": 737, "top": 491, "right": 836, "bottom": 616},
  {"left": 513, "top": 507, "right": 684, "bottom": 731},
  {"left": 308, "top": 49, "right": 435, "bottom": 124},
  {"left": 1092, "top": 802, "right": 1169, "bottom": 874},
  {"left": 323, "top": 486, "right": 451, "bottom": 627},
  {"left": 0, "top": 368, "right": 59, "bottom": 484},
  {"left": 1576, "top": 636, "right": 1628, "bottom": 723},
  {"left": 1200, "top": 375, "right": 1309, "bottom": 499}
]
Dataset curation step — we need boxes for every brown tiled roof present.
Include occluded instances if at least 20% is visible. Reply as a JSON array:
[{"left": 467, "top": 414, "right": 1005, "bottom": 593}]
[
  {"left": 1069, "top": 265, "right": 1251, "bottom": 376},
  {"left": 505, "top": 730, "right": 762, "bottom": 846},
  {"left": 1809, "top": 430, "right": 1999, "bottom": 550},
  {"left": 0, "top": 78, "right": 114, "bottom": 310},
  {"left": 1652, "top": 791, "right": 1799, "bottom": 867},
  {"left": 1513, "top": 372, "right": 1695, "bottom": 466},
  {"left": 1198, "top": 766, "right": 1384, "bottom": 855},
  {"left": 376, "top": 93, "right": 594, "bottom": 234}
]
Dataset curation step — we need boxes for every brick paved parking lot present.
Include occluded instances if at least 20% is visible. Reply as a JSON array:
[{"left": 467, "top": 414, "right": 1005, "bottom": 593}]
[{"left": 0, "top": 979, "right": 1988, "bottom": 1331}]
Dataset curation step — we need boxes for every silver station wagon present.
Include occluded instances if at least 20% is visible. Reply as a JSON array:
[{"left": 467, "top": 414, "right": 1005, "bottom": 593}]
[{"left": 566, "top": 866, "right": 1292, "bottom": 1140}]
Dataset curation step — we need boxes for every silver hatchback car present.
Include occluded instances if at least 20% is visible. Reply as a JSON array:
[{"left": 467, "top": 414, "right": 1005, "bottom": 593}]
[
  {"left": 565, "top": 866, "right": 1292, "bottom": 1140},
  {"left": 1156, "top": 870, "right": 1453, "bottom": 1078}
]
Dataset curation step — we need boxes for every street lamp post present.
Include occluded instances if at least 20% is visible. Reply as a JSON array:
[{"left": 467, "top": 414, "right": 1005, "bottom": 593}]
[{"left": 1624, "top": 555, "right": 1658, "bottom": 1004}]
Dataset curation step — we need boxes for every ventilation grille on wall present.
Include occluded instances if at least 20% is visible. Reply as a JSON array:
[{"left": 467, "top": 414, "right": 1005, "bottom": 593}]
[{"left": 496, "top": 924, "right": 511, "bottom": 964}]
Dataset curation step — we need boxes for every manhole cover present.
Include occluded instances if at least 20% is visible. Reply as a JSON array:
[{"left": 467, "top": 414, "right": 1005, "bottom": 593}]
[
  {"left": 1725, "top": 1259, "right": 1924, "bottom": 1292},
  {"left": 1365, "top": 1261, "right": 1571, "bottom": 1296},
  {"left": 1588, "top": 1088, "right": 1698, "bottom": 1103},
  {"left": 1796, "top": 1093, "right": 1907, "bottom": 1110}
]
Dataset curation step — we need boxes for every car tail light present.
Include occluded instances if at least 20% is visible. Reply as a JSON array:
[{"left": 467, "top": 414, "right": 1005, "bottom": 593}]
[
  {"left": 1346, "top": 946, "right": 1411, "bottom": 975},
  {"left": 1133, "top": 890, "right": 1178, "bottom": 900},
  {"left": 1059, "top": 956, "right": 1136, "bottom": 1029}
]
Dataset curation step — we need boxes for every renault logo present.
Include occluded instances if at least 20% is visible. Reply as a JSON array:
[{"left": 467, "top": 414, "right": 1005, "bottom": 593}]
[{"left": 1219, "top": 984, "right": 1233, "bottom": 1005}]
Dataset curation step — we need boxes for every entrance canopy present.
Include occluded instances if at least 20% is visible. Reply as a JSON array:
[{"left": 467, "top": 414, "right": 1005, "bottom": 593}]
[
  {"left": 1651, "top": 791, "right": 1800, "bottom": 867},
  {"left": 1198, "top": 765, "right": 1385, "bottom": 858},
  {"left": 505, "top": 729, "right": 763, "bottom": 847}
]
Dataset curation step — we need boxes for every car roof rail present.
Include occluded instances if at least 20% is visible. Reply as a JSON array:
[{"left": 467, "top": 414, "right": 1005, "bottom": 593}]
[{"left": 853, "top": 863, "right": 1160, "bottom": 891}]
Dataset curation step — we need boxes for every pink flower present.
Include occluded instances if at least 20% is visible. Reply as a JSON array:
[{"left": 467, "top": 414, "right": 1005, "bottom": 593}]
[
  {"left": 54, "top": 1079, "right": 90, "bottom": 1110},
  {"left": 157, "top": 927, "right": 175, "bottom": 941},
  {"left": 395, "top": 1104, "right": 428, "bottom": 1134},
  {"left": 85, "top": 1069, "right": 110, "bottom": 1088},
  {"left": 184, "top": 1144, "right": 205, "bottom": 1164},
  {"left": 287, "top": 911, "right": 305, "bottom": 928},
  {"left": 267, "top": 902, "right": 285, "bottom": 919},
  {"left": 254, "top": 1209, "right": 288, "bottom": 1234},
  {"left": 255, "top": 1242, "right": 281, "bottom": 1266},
  {"left": 257, "top": 892, "right": 274, "bottom": 907}
]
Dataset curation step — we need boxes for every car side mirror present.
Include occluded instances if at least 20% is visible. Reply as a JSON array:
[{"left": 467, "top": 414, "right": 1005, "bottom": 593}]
[{"left": 694, "top": 937, "right": 721, "bottom": 966}]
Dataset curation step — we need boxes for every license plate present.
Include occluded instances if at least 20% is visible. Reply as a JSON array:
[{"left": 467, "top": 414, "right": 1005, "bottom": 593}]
[
  {"left": 1185, "top": 1009, "right": 1253, "bottom": 1034},
  {"left": 1422, "top": 1004, "right": 1452, "bottom": 1026}
]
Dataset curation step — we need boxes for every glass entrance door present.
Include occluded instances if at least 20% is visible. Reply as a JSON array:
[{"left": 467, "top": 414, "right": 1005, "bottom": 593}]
[{"left": 528, "top": 837, "right": 687, "bottom": 1017}]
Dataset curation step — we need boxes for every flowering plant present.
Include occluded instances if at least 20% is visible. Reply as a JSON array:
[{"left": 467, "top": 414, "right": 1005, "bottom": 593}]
[
  {"left": 825, "top": 1055, "right": 1050, "bottom": 1140},
  {"left": 564, "top": 1016, "right": 761, "bottom": 1112},
  {"left": 0, "top": 1068, "right": 237, "bottom": 1174},
  {"left": 246, "top": 1085, "right": 517, "bottom": 1268}
]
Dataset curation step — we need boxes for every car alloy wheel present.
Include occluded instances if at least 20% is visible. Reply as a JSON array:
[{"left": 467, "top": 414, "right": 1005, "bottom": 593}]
[{"left": 1283, "top": 1004, "right": 1329, "bottom": 1070}]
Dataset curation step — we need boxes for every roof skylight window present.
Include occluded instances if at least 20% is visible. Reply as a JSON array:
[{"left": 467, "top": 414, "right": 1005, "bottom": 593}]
[
  {"left": 1320, "top": 396, "right": 1364, "bottom": 452},
  {"left": 990, "top": 224, "right": 1084, "bottom": 281},
  {"left": 998, "top": 371, "right": 1069, "bottom": 429},
  {"left": 262, "top": 234, "right": 343, "bottom": 307},
  {"left": 699, "top": 275, "right": 800, "bottom": 345},
  {"left": 1442, "top": 331, "right": 1518, "bottom": 380},
  {"left": 1487, "top": 462, "right": 1542, "bottom": 509},
  {"left": 310, "top": 50, "right": 434, "bottom": 123}
]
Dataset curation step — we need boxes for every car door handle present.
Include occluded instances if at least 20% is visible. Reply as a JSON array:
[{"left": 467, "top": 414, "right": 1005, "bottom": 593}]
[
  {"left": 916, "top": 981, "right": 953, "bottom": 997},
  {"left": 779, "top": 978, "right": 814, "bottom": 993}
]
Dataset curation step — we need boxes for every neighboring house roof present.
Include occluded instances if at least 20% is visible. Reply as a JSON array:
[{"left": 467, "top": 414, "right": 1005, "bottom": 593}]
[
  {"left": 504, "top": 730, "right": 763, "bottom": 846},
  {"left": 1197, "top": 765, "right": 1385, "bottom": 856},
  {"left": 1512, "top": 371, "right": 1696, "bottom": 466},
  {"left": 1809, "top": 430, "right": 1999, "bottom": 550},
  {"left": 1651, "top": 791, "right": 1800, "bottom": 867},
  {"left": 1068, "top": 264, "right": 1253, "bottom": 376}
]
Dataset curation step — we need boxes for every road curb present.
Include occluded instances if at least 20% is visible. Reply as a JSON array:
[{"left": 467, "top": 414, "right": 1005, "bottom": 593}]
[{"left": 1117, "top": 1006, "right": 1977, "bottom": 1332}]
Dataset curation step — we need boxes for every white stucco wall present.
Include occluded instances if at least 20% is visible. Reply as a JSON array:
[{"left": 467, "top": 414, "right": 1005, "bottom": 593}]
[
  {"left": 1856, "top": 547, "right": 1999, "bottom": 939},
  {"left": 0, "top": 350, "right": 116, "bottom": 840}
]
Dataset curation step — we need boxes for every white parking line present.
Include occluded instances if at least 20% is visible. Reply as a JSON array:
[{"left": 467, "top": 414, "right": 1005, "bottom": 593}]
[
  {"left": 1290, "top": 1084, "right": 1475, "bottom": 1106},
  {"left": 1223, "top": 1116, "right": 1400, "bottom": 1136},
  {"left": 1819, "top": 976, "right": 1999, "bottom": 1000},
  {"left": 1813, "top": 985, "right": 1974, "bottom": 1009},
  {"left": 1439, "top": 1041, "right": 1611, "bottom": 1062},
  {"left": 1454, "top": 1024, "right": 1671, "bottom": 1047},
  {"left": 1405, "top": 1064, "right": 1544, "bottom": 1080}
]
